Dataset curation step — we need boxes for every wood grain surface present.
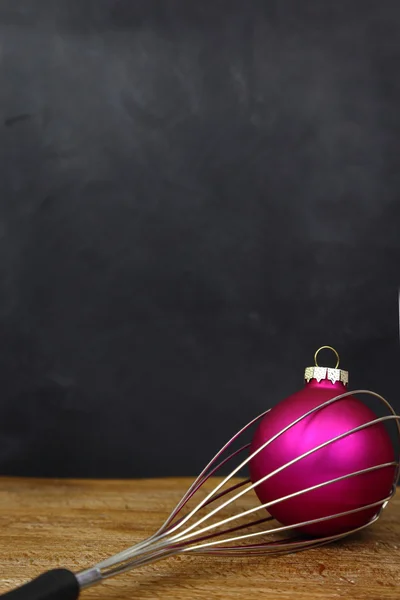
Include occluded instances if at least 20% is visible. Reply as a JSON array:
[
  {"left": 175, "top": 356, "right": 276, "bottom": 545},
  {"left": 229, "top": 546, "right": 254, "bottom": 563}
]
[{"left": 0, "top": 477, "right": 399, "bottom": 599}]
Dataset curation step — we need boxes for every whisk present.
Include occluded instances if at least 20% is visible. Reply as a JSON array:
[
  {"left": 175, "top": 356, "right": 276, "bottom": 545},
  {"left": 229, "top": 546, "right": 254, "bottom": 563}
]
[{"left": 2, "top": 384, "right": 399, "bottom": 600}]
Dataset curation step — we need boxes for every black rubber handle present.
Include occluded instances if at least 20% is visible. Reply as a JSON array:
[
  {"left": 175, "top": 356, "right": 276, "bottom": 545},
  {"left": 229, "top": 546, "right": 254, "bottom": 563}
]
[{"left": 1, "top": 569, "right": 79, "bottom": 600}]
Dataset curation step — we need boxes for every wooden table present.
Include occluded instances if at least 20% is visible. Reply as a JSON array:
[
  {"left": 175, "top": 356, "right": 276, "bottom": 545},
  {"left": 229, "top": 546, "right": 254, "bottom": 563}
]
[{"left": 0, "top": 477, "right": 399, "bottom": 599}]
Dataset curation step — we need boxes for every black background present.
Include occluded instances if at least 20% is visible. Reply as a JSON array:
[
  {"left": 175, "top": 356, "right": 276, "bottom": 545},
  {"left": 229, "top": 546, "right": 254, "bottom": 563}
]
[{"left": 1, "top": 0, "right": 400, "bottom": 478}]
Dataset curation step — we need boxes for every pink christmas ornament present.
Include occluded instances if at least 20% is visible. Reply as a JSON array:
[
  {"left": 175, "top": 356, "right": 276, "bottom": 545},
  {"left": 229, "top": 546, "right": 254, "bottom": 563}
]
[{"left": 249, "top": 346, "right": 396, "bottom": 536}]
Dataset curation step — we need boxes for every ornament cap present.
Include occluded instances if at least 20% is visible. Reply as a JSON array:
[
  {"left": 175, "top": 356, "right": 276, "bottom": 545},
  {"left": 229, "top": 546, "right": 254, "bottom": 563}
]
[{"left": 304, "top": 346, "right": 349, "bottom": 386}]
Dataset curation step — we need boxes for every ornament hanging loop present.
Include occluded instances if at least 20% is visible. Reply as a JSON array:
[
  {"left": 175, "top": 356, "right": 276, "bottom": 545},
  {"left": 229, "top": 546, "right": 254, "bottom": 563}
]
[{"left": 314, "top": 345, "right": 340, "bottom": 369}]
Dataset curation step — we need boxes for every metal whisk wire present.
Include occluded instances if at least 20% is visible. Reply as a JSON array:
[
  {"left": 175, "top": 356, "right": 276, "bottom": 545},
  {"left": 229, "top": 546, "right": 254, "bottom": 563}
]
[{"left": 77, "top": 389, "right": 400, "bottom": 589}]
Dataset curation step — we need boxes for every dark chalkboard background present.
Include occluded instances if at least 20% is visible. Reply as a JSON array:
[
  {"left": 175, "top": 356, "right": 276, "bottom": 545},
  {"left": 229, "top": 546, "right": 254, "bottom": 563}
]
[{"left": 0, "top": 0, "right": 400, "bottom": 478}]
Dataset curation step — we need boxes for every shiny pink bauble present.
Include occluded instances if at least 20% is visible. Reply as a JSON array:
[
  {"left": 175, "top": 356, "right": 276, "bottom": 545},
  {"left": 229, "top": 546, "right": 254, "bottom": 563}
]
[{"left": 249, "top": 379, "right": 395, "bottom": 536}]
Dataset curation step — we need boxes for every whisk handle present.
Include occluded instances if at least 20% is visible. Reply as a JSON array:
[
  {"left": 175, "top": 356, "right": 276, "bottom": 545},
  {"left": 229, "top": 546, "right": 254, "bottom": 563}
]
[{"left": 1, "top": 569, "right": 79, "bottom": 600}]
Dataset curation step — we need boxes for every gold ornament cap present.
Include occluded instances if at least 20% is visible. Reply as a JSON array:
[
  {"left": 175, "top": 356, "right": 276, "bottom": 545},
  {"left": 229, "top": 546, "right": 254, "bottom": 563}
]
[{"left": 304, "top": 346, "right": 349, "bottom": 386}]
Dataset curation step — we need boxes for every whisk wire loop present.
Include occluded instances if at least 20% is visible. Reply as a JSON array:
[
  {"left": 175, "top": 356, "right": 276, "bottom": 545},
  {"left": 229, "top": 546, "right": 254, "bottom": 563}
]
[{"left": 78, "top": 389, "right": 400, "bottom": 588}]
